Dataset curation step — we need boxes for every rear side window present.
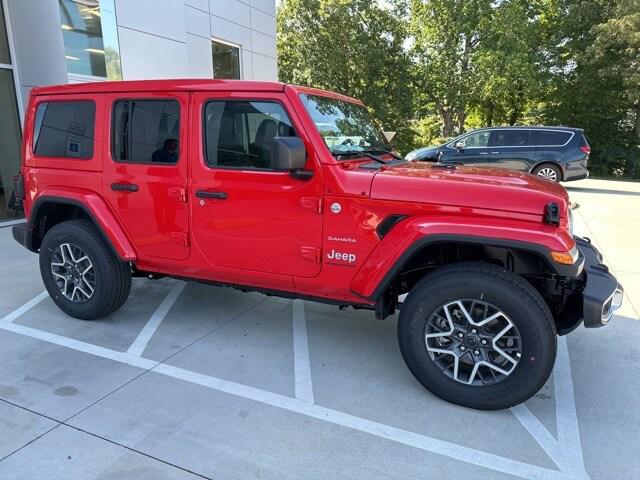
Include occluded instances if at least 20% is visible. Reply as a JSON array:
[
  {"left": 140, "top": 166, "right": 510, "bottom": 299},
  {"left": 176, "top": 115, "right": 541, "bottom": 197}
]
[
  {"left": 204, "top": 100, "right": 296, "bottom": 169},
  {"left": 489, "top": 130, "right": 530, "bottom": 147},
  {"left": 533, "top": 130, "right": 571, "bottom": 146},
  {"left": 33, "top": 101, "right": 95, "bottom": 158},
  {"left": 112, "top": 100, "right": 180, "bottom": 164}
]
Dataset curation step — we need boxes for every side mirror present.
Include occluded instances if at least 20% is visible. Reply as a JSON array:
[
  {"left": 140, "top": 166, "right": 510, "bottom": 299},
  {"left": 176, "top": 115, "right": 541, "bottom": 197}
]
[
  {"left": 271, "top": 137, "right": 307, "bottom": 171},
  {"left": 454, "top": 141, "right": 464, "bottom": 151}
]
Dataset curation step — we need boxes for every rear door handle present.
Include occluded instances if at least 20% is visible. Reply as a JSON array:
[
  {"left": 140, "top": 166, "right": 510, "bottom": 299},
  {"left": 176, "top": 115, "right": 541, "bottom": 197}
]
[
  {"left": 111, "top": 183, "right": 138, "bottom": 192},
  {"left": 478, "top": 152, "right": 490, "bottom": 155},
  {"left": 195, "top": 190, "right": 228, "bottom": 200}
]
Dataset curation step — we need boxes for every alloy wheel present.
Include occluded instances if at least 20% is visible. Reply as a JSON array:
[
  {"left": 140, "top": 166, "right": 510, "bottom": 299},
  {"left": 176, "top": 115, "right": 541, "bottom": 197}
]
[
  {"left": 425, "top": 299, "right": 522, "bottom": 386},
  {"left": 50, "top": 243, "right": 96, "bottom": 303},
  {"left": 536, "top": 167, "right": 558, "bottom": 182}
]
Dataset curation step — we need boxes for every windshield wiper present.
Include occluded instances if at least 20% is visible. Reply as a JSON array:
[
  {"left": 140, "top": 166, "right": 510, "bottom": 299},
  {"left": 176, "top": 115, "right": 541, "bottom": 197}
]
[{"left": 330, "top": 149, "right": 387, "bottom": 164}]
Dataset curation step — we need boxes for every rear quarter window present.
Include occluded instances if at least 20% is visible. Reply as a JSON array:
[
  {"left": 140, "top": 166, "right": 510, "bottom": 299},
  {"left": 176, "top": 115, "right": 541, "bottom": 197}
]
[
  {"left": 33, "top": 100, "right": 96, "bottom": 159},
  {"left": 533, "top": 130, "right": 572, "bottom": 147}
]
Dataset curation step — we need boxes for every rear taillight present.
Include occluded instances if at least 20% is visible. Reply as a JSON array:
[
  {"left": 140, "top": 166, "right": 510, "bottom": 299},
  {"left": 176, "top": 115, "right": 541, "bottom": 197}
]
[{"left": 580, "top": 145, "right": 591, "bottom": 154}]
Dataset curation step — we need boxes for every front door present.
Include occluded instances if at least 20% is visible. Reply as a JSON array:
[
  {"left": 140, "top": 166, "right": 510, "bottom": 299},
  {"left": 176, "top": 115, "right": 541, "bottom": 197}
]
[
  {"left": 442, "top": 130, "right": 493, "bottom": 166},
  {"left": 102, "top": 93, "right": 190, "bottom": 260},
  {"left": 190, "top": 92, "right": 323, "bottom": 278}
]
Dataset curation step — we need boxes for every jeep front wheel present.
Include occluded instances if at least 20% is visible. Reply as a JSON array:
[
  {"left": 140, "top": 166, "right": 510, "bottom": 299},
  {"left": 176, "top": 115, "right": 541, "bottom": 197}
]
[
  {"left": 398, "top": 263, "right": 557, "bottom": 410},
  {"left": 39, "top": 220, "right": 132, "bottom": 320}
]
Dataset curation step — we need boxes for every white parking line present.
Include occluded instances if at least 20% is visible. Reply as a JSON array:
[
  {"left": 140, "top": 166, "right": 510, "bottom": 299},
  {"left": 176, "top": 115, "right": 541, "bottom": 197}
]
[
  {"left": 292, "top": 300, "right": 315, "bottom": 403},
  {"left": 0, "top": 316, "right": 586, "bottom": 480},
  {"left": 127, "top": 281, "right": 186, "bottom": 356},
  {"left": 510, "top": 337, "right": 587, "bottom": 478},
  {"left": 554, "top": 336, "right": 588, "bottom": 478},
  {"left": 0, "top": 291, "right": 49, "bottom": 325},
  {"left": 511, "top": 404, "right": 575, "bottom": 474}
]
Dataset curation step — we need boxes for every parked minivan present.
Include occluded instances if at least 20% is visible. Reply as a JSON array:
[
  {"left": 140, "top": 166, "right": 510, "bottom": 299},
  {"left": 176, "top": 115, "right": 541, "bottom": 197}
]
[{"left": 405, "top": 126, "right": 590, "bottom": 182}]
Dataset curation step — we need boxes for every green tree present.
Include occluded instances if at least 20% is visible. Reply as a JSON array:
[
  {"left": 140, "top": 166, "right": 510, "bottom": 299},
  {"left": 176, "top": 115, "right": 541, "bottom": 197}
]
[
  {"left": 540, "top": 0, "right": 636, "bottom": 177},
  {"left": 277, "top": 0, "right": 413, "bottom": 150},
  {"left": 590, "top": 0, "right": 640, "bottom": 141},
  {"left": 409, "top": 0, "right": 493, "bottom": 137}
]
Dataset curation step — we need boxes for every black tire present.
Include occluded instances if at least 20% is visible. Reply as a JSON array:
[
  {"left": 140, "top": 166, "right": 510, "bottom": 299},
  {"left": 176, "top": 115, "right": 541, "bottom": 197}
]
[
  {"left": 39, "top": 220, "right": 131, "bottom": 320},
  {"left": 532, "top": 163, "right": 562, "bottom": 182},
  {"left": 398, "top": 262, "right": 557, "bottom": 410}
]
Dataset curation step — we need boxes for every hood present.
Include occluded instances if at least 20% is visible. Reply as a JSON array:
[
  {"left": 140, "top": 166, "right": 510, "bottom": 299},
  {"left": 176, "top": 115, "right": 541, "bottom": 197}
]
[{"left": 371, "top": 162, "right": 569, "bottom": 216}]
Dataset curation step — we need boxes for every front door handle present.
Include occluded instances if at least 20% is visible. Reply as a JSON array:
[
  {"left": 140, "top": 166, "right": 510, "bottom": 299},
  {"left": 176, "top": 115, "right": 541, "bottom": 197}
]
[
  {"left": 196, "top": 190, "right": 228, "bottom": 200},
  {"left": 111, "top": 183, "right": 138, "bottom": 192},
  {"left": 478, "top": 152, "right": 490, "bottom": 156}
]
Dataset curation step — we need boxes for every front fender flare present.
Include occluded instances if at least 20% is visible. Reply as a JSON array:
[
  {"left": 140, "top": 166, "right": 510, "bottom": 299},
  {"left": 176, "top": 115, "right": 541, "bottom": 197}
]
[
  {"left": 29, "top": 187, "right": 137, "bottom": 261},
  {"left": 350, "top": 216, "right": 578, "bottom": 300}
]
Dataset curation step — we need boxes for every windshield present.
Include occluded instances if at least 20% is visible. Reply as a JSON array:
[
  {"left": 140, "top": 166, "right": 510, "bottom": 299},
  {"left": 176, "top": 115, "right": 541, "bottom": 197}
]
[{"left": 300, "top": 93, "right": 390, "bottom": 156}]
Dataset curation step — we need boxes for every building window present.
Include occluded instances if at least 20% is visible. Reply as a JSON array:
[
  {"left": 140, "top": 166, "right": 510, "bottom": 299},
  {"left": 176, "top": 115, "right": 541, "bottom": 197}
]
[
  {"left": 212, "top": 39, "right": 241, "bottom": 80},
  {"left": 112, "top": 100, "right": 180, "bottom": 164},
  {"left": 34, "top": 101, "right": 96, "bottom": 159},
  {"left": 58, "top": 0, "right": 121, "bottom": 79}
]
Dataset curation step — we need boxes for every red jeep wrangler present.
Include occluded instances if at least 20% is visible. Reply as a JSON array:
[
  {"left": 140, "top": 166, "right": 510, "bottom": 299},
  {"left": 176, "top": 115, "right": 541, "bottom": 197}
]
[{"left": 12, "top": 80, "right": 623, "bottom": 409}]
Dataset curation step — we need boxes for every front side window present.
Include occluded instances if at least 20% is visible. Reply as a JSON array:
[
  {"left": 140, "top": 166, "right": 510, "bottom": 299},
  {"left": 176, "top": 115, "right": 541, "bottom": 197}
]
[
  {"left": 34, "top": 101, "right": 96, "bottom": 158},
  {"left": 212, "top": 40, "right": 241, "bottom": 79},
  {"left": 456, "top": 131, "right": 490, "bottom": 148},
  {"left": 204, "top": 101, "right": 296, "bottom": 169},
  {"left": 534, "top": 130, "right": 572, "bottom": 146},
  {"left": 112, "top": 100, "right": 180, "bottom": 164},
  {"left": 490, "top": 130, "right": 531, "bottom": 147},
  {"left": 300, "top": 94, "right": 390, "bottom": 156}
]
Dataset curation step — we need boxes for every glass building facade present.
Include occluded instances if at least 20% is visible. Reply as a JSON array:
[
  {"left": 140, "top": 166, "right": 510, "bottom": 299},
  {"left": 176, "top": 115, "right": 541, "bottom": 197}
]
[{"left": 0, "top": 2, "right": 22, "bottom": 221}]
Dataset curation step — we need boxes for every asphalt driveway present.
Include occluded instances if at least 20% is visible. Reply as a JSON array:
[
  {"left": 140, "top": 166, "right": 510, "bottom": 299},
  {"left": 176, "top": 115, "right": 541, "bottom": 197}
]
[{"left": 0, "top": 178, "right": 638, "bottom": 480}]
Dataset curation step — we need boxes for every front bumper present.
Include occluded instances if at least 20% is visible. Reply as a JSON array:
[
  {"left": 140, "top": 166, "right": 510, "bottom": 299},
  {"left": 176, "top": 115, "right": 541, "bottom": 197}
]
[{"left": 576, "top": 237, "right": 623, "bottom": 327}]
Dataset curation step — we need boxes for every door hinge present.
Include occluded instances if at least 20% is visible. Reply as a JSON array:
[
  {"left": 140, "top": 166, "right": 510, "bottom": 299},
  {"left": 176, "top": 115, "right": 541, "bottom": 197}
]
[
  {"left": 170, "top": 232, "right": 189, "bottom": 247},
  {"left": 300, "top": 196, "right": 322, "bottom": 214},
  {"left": 299, "top": 246, "right": 321, "bottom": 263},
  {"left": 168, "top": 187, "right": 187, "bottom": 203}
]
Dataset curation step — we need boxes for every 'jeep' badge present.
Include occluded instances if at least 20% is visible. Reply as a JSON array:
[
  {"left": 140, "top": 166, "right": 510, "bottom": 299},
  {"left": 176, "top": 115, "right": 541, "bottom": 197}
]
[{"left": 326, "top": 249, "right": 356, "bottom": 265}]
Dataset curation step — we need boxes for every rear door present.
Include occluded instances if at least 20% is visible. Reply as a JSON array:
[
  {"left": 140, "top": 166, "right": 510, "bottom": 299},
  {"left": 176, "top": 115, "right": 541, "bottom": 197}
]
[
  {"left": 102, "top": 92, "right": 190, "bottom": 260},
  {"left": 489, "top": 129, "right": 533, "bottom": 171},
  {"left": 190, "top": 91, "right": 323, "bottom": 278},
  {"left": 531, "top": 129, "right": 573, "bottom": 163}
]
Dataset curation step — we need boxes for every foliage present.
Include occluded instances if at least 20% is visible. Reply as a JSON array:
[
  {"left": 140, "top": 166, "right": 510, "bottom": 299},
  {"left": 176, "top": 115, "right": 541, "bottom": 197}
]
[
  {"left": 277, "top": 0, "right": 413, "bottom": 151},
  {"left": 277, "top": 0, "right": 640, "bottom": 177}
]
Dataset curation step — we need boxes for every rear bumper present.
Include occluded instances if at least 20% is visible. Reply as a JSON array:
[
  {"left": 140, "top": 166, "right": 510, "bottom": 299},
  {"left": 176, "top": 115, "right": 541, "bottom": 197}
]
[
  {"left": 576, "top": 237, "right": 623, "bottom": 327},
  {"left": 562, "top": 160, "right": 589, "bottom": 182}
]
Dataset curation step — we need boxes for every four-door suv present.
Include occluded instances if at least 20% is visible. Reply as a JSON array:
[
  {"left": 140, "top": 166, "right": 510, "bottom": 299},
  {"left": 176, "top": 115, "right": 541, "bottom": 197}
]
[
  {"left": 406, "top": 126, "right": 591, "bottom": 182},
  {"left": 12, "top": 80, "right": 622, "bottom": 410}
]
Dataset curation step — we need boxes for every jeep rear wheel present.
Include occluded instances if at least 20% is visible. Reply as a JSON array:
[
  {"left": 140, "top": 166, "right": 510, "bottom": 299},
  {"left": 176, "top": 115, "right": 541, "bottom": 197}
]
[
  {"left": 398, "top": 262, "right": 556, "bottom": 410},
  {"left": 40, "top": 220, "right": 131, "bottom": 320}
]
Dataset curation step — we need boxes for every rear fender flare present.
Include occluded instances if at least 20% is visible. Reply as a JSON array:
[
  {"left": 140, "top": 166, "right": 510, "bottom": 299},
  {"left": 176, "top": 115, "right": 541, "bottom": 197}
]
[
  {"left": 350, "top": 216, "right": 577, "bottom": 300},
  {"left": 28, "top": 188, "right": 136, "bottom": 261}
]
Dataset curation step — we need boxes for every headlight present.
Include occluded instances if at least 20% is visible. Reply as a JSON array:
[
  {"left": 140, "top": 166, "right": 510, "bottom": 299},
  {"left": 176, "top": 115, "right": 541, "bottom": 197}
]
[{"left": 405, "top": 151, "right": 419, "bottom": 161}]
